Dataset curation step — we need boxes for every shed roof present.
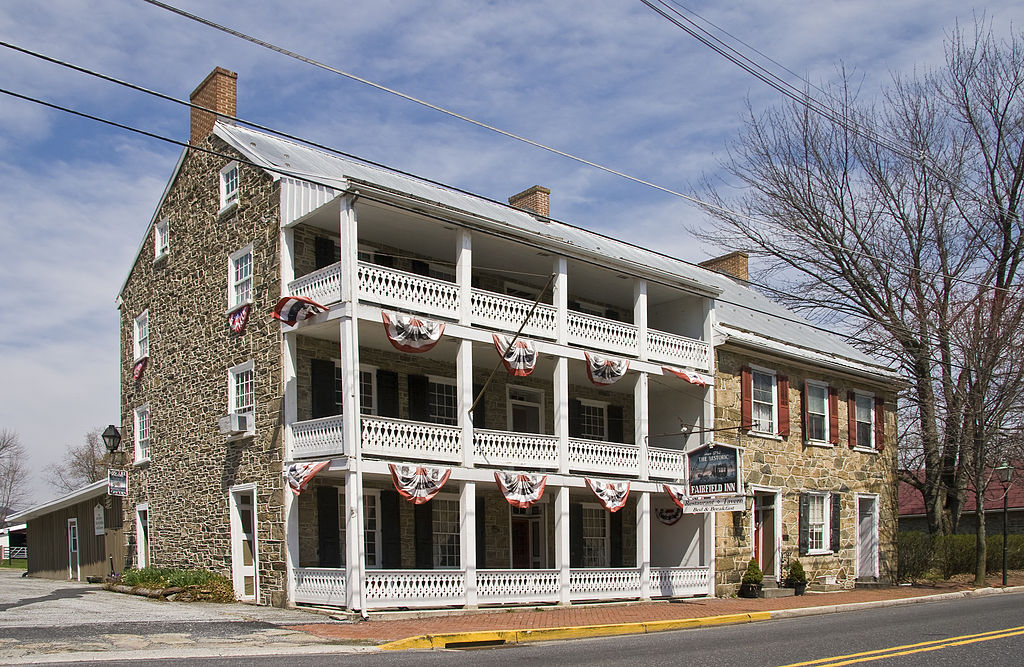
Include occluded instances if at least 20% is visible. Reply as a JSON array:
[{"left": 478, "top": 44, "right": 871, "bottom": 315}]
[{"left": 7, "top": 480, "right": 107, "bottom": 523}]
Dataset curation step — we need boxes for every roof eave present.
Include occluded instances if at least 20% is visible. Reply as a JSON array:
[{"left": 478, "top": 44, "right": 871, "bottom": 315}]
[{"left": 7, "top": 479, "right": 108, "bottom": 523}]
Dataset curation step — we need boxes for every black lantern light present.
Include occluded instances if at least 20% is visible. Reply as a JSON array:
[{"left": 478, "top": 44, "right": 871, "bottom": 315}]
[{"left": 102, "top": 425, "right": 122, "bottom": 455}]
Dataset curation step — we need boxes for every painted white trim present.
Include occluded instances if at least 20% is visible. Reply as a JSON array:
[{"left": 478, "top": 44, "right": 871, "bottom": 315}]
[
  {"left": 805, "top": 492, "right": 833, "bottom": 556},
  {"left": 804, "top": 380, "right": 831, "bottom": 446},
  {"left": 853, "top": 392, "right": 876, "bottom": 450},
  {"left": 153, "top": 219, "right": 169, "bottom": 262},
  {"left": 67, "top": 518, "right": 80, "bottom": 581},
  {"left": 748, "top": 365, "right": 777, "bottom": 437},
  {"left": 855, "top": 493, "right": 880, "bottom": 579},
  {"left": 8, "top": 481, "right": 107, "bottom": 524},
  {"left": 219, "top": 160, "right": 240, "bottom": 213},
  {"left": 749, "top": 486, "right": 782, "bottom": 581},
  {"left": 227, "top": 243, "right": 254, "bottom": 311},
  {"left": 135, "top": 503, "right": 150, "bottom": 569},
  {"left": 133, "top": 403, "right": 151, "bottom": 463},
  {"left": 228, "top": 484, "right": 259, "bottom": 601},
  {"left": 133, "top": 310, "right": 149, "bottom": 362}
]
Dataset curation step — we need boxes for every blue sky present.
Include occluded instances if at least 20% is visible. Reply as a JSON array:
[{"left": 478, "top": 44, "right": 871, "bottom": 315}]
[{"left": 2, "top": 0, "right": 1022, "bottom": 505}]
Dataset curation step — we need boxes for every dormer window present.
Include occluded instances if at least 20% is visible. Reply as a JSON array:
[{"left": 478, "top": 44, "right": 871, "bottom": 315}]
[{"left": 219, "top": 161, "right": 239, "bottom": 212}]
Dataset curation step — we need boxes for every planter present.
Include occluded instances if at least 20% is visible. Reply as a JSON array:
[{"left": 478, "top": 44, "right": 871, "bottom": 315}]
[
  {"left": 792, "top": 582, "right": 807, "bottom": 596},
  {"left": 738, "top": 582, "right": 762, "bottom": 598}
]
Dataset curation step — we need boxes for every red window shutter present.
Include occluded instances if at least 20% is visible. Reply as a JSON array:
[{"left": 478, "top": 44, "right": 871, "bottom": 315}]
[
  {"left": 777, "top": 375, "right": 790, "bottom": 436},
  {"left": 874, "top": 397, "right": 886, "bottom": 451},
  {"left": 847, "top": 391, "right": 857, "bottom": 448},
  {"left": 740, "top": 367, "right": 753, "bottom": 430},
  {"left": 828, "top": 387, "right": 839, "bottom": 444}
]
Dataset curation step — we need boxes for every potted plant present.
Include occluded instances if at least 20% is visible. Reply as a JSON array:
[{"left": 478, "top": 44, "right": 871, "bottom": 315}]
[
  {"left": 739, "top": 558, "right": 763, "bottom": 598},
  {"left": 785, "top": 558, "right": 808, "bottom": 595}
]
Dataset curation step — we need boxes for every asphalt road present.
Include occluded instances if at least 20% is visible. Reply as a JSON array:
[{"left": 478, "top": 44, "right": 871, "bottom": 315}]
[{"left": 21, "top": 589, "right": 1022, "bottom": 666}]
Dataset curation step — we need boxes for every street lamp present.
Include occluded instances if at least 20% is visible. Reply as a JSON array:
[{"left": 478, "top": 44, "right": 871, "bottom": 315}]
[
  {"left": 995, "top": 461, "right": 1014, "bottom": 587},
  {"left": 101, "top": 425, "right": 121, "bottom": 458}
]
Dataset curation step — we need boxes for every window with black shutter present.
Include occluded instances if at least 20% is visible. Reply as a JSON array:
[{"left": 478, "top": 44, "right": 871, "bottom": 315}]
[
  {"left": 376, "top": 369, "right": 399, "bottom": 418},
  {"left": 414, "top": 502, "right": 433, "bottom": 569},
  {"left": 830, "top": 493, "right": 841, "bottom": 552},
  {"left": 380, "top": 490, "right": 402, "bottom": 568},
  {"left": 569, "top": 502, "right": 583, "bottom": 568},
  {"left": 314, "top": 236, "right": 338, "bottom": 270},
  {"left": 310, "top": 359, "right": 337, "bottom": 419}
]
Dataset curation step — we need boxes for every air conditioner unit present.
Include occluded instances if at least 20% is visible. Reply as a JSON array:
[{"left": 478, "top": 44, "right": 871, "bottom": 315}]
[{"left": 219, "top": 412, "right": 250, "bottom": 435}]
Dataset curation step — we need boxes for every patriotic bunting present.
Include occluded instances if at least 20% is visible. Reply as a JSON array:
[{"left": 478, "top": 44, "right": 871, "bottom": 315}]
[
  {"left": 389, "top": 463, "right": 451, "bottom": 504},
  {"left": 584, "top": 351, "right": 629, "bottom": 386},
  {"left": 662, "top": 365, "right": 714, "bottom": 387},
  {"left": 228, "top": 304, "right": 251, "bottom": 334},
  {"left": 132, "top": 357, "right": 148, "bottom": 381},
  {"left": 285, "top": 460, "right": 330, "bottom": 495},
  {"left": 272, "top": 296, "right": 328, "bottom": 326},
  {"left": 655, "top": 506, "right": 684, "bottom": 525},
  {"left": 663, "top": 484, "right": 688, "bottom": 510},
  {"left": 494, "top": 471, "right": 548, "bottom": 508},
  {"left": 585, "top": 477, "right": 631, "bottom": 512},
  {"left": 382, "top": 311, "right": 445, "bottom": 353},
  {"left": 493, "top": 334, "right": 538, "bottom": 377}
]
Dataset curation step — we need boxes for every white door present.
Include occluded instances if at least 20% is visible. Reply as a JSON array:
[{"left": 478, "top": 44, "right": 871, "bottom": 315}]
[
  {"left": 230, "top": 488, "right": 258, "bottom": 600},
  {"left": 136, "top": 507, "right": 150, "bottom": 568},
  {"left": 857, "top": 497, "right": 878, "bottom": 578},
  {"left": 67, "top": 519, "right": 80, "bottom": 581}
]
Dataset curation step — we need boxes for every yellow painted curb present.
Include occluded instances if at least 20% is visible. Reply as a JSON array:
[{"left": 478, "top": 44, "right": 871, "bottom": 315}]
[{"left": 378, "top": 611, "right": 772, "bottom": 651}]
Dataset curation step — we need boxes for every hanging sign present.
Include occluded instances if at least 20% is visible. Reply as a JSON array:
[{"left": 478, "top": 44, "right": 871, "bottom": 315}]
[
  {"left": 687, "top": 443, "right": 740, "bottom": 496},
  {"left": 389, "top": 464, "right": 451, "bottom": 504},
  {"left": 285, "top": 460, "right": 330, "bottom": 495},
  {"left": 107, "top": 469, "right": 128, "bottom": 497},
  {"left": 272, "top": 296, "right": 328, "bottom": 326},
  {"left": 655, "top": 505, "right": 684, "bottom": 525},
  {"left": 494, "top": 471, "right": 547, "bottom": 508},
  {"left": 584, "top": 351, "right": 629, "bottom": 386},
  {"left": 94, "top": 503, "right": 105, "bottom": 536},
  {"left": 678, "top": 495, "right": 746, "bottom": 514},
  {"left": 493, "top": 334, "right": 538, "bottom": 377},
  {"left": 382, "top": 311, "right": 445, "bottom": 353}
]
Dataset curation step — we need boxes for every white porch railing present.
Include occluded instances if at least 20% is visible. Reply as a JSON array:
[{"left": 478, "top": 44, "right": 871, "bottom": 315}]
[
  {"left": 477, "top": 569, "right": 561, "bottom": 604},
  {"left": 361, "top": 416, "right": 462, "bottom": 463},
  {"left": 570, "top": 567, "right": 643, "bottom": 601},
  {"left": 568, "top": 438, "right": 640, "bottom": 476},
  {"left": 364, "top": 570, "right": 465, "bottom": 608},
  {"left": 649, "top": 566, "right": 710, "bottom": 597},
  {"left": 288, "top": 262, "right": 342, "bottom": 306},
  {"left": 648, "top": 447, "right": 686, "bottom": 481},
  {"left": 567, "top": 312, "right": 638, "bottom": 356},
  {"left": 291, "top": 415, "right": 345, "bottom": 459},
  {"left": 294, "top": 567, "right": 347, "bottom": 606},
  {"left": 358, "top": 262, "right": 460, "bottom": 318},
  {"left": 648, "top": 330, "right": 712, "bottom": 371},
  {"left": 470, "top": 289, "right": 558, "bottom": 339},
  {"left": 473, "top": 430, "right": 559, "bottom": 470}
]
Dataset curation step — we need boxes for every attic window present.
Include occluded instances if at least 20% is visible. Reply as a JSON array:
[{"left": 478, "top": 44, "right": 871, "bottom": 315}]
[
  {"left": 154, "top": 220, "right": 169, "bottom": 261},
  {"left": 219, "top": 161, "right": 239, "bottom": 212}
]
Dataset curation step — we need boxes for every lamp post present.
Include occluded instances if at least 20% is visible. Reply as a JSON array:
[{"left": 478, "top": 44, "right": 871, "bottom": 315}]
[
  {"left": 994, "top": 461, "right": 1013, "bottom": 587},
  {"left": 101, "top": 425, "right": 122, "bottom": 463}
]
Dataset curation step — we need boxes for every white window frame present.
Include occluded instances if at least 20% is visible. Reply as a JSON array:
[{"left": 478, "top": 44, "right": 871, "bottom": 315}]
[
  {"left": 153, "top": 219, "right": 169, "bottom": 261},
  {"left": 135, "top": 503, "right": 150, "bottom": 569},
  {"left": 581, "top": 503, "right": 610, "bottom": 567},
  {"left": 228, "top": 360, "right": 256, "bottom": 436},
  {"left": 431, "top": 494, "right": 461, "bottom": 569},
  {"left": 807, "top": 492, "right": 831, "bottom": 555},
  {"left": 427, "top": 376, "right": 458, "bottom": 426},
  {"left": 750, "top": 366, "right": 777, "bottom": 436},
  {"left": 336, "top": 489, "right": 383, "bottom": 569},
  {"left": 359, "top": 364, "right": 378, "bottom": 416},
  {"left": 133, "top": 310, "right": 149, "bottom": 361},
  {"left": 854, "top": 391, "right": 875, "bottom": 451},
  {"left": 805, "top": 380, "right": 830, "bottom": 445},
  {"left": 506, "top": 385, "right": 545, "bottom": 432},
  {"left": 227, "top": 244, "right": 254, "bottom": 311},
  {"left": 578, "top": 398, "right": 609, "bottom": 441},
  {"left": 134, "top": 404, "right": 151, "bottom": 463},
  {"left": 219, "top": 161, "right": 239, "bottom": 213}
]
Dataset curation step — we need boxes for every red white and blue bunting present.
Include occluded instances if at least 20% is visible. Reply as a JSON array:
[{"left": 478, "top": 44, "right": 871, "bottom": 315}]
[
  {"left": 285, "top": 460, "right": 330, "bottom": 495},
  {"left": 662, "top": 365, "right": 714, "bottom": 387},
  {"left": 382, "top": 311, "right": 445, "bottom": 354},
  {"left": 493, "top": 334, "right": 538, "bottom": 377},
  {"left": 228, "top": 304, "right": 251, "bottom": 334},
  {"left": 494, "top": 471, "right": 548, "bottom": 508},
  {"left": 389, "top": 464, "right": 451, "bottom": 504},
  {"left": 663, "top": 484, "right": 688, "bottom": 510},
  {"left": 272, "top": 296, "right": 328, "bottom": 326},
  {"left": 655, "top": 506, "right": 684, "bottom": 525},
  {"left": 584, "top": 351, "right": 629, "bottom": 386},
  {"left": 585, "top": 478, "right": 631, "bottom": 512},
  {"left": 132, "top": 357, "right": 148, "bottom": 381}
]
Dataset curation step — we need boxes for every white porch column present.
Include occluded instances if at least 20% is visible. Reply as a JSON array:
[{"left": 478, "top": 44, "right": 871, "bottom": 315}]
[
  {"left": 634, "top": 279, "right": 648, "bottom": 361},
  {"left": 635, "top": 372, "right": 650, "bottom": 481},
  {"left": 706, "top": 512, "right": 717, "bottom": 596},
  {"left": 555, "top": 485, "right": 571, "bottom": 605},
  {"left": 553, "top": 256, "right": 568, "bottom": 345},
  {"left": 458, "top": 340, "right": 474, "bottom": 468},
  {"left": 344, "top": 470, "right": 365, "bottom": 610},
  {"left": 461, "top": 481, "right": 478, "bottom": 608},
  {"left": 283, "top": 484, "right": 299, "bottom": 607},
  {"left": 282, "top": 332, "right": 298, "bottom": 460},
  {"left": 554, "top": 358, "right": 569, "bottom": 475},
  {"left": 457, "top": 229, "right": 473, "bottom": 325},
  {"left": 636, "top": 491, "right": 651, "bottom": 600}
]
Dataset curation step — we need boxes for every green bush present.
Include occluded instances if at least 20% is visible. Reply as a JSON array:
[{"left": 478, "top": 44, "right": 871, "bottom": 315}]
[
  {"left": 898, "top": 532, "right": 933, "bottom": 582},
  {"left": 119, "top": 567, "right": 234, "bottom": 601},
  {"left": 741, "top": 558, "right": 763, "bottom": 585},
  {"left": 986, "top": 535, "right": 1024, "bottom": 572},
  {"left": 785, "top": 558, "right": 807, "bottom": 585},
  {"left": 932, "top": 534, "right": 976, "bottom": 578}
]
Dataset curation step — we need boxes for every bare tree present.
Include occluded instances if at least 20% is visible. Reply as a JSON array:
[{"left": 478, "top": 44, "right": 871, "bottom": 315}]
[
  {"left": 697, "top": 21, "right": 1024, "bottom": 566},
  {"left": 0, "top": 429, "right": 30, "bottom": 526},
  {"left": 44, "top": 428, "right": 111, "bottom": 494}
]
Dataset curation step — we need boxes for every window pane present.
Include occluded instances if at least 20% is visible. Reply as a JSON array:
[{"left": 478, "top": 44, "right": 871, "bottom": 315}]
[
  {"left": 808, "top": 495, "right": 825, "bottom": 551},
  {"left": 233, "top": 252, "right": 252, "bottom": 305},
  {"left": 234, "top": 368, "right": 254, "bottom": 413},
  {"left": 752, "top": 371, "right": 774, "bottom": 433},
  {"left": 807, "top": 385, "right": 826, "bottom": 441},
  {"left": 580, "top": 404, "right": 606, "bottom": 440},
  {"left": 428, "top": 381, "right": 457, "bottom": 425},
  {"left": 432, "top": 499, "right": 460, "bottom": 568},
  {"left": 359, "top": 370, "right": 376, "bottom": 415},
  {"left": 582, "top": 507, "right": 608, "bottom": 567}
]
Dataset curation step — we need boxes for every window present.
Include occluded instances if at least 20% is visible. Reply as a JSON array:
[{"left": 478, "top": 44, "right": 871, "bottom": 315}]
[
  {"left": 806, "top": 382, "right": 828, "bottom": 442},
  {"left": 154, "top": 220, "right": 169, "bottom": 260},
  {"left": 807, "top": 494, "right": 828, "bottom": 553},
  {"left": 133, "top": 310, "right": 149, "bottom": 361},
  {"left": 427, "top": 263, "right": 455, "bottom": 283},
  {"left": 508, "top": 386, "right": 544, "bottom": 433},
  {"left": 229, "top": 360, "right": 255, "bottom": 415},
  {"left": 432, "top": 497, "right": 460, "bottom": 568},
  {"left": 338, "top": 491, "right": 382, "bottom": 568},
  {"left": 332, "top": 363, "right": 378, "bottom": 415},
  {"left": 134, "top": 405, "right": 151, "bottom": 462},
  {"left": 228, "top": 245, "right": 253, "bottom": 309},
  {"left": 505, "top": 282, "right": 540, "bottom": 300},
  {"left": 751, "top": 370, "right": 775, "bottom": 434},
  {"left": 219, "top": 161, "right": 239, "bottom": 211},
  {"left": 428, "top": 378, "right": 458, "bottom": 426},
  {"left": 579, "top": 400, "right": 608, "bottom": 441},
  {"left": 575, "top": 300, "right": 608, "bottom": 318},
  {"left": 582, "top": 505, "right": 609, "bottom": 567},
  {"left": 855, "top": 394, "right": 874, "bottom": 449}
]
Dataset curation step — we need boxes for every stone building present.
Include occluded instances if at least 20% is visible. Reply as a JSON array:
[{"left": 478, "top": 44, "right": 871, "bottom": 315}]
[{"left": 115, "top": 68, "right": 898, "bottom": 608}]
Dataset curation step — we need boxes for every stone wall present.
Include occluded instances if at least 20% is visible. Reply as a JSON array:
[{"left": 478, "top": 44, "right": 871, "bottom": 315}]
[
  {"left": 119, "top": 135, "right": 287, "bottom": 605},
  {"left": 712, "top": 348, "right": 899, "bottom": 594}
]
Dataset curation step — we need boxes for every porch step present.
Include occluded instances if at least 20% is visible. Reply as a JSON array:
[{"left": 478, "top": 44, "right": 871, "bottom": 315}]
[
  {"left": 758, "top": 577, "right": 795, "bottom": 598},
  {"left": 855, "top": 578, "right": 886, "bottom": 589}
]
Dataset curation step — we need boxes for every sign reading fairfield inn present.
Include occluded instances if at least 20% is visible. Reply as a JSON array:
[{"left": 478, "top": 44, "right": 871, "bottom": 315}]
[{"left": 686, "top": 443, "right": 740, "bottom": 497}]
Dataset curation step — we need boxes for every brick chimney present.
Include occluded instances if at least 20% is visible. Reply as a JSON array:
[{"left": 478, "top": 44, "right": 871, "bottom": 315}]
[
  {"left": 189, "top": 67, "right": 238, "bottom": 144},
  {"left": 699, "top": 251, "right": 749, "bottom": 281},
  {"left": 508, "top": 185, "right": 550, "bottom": 218}
]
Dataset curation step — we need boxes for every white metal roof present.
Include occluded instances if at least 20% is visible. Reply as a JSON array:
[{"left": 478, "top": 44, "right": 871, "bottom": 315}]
[{"left": 7, "top": 480, "right": 108, "bottom": 523}]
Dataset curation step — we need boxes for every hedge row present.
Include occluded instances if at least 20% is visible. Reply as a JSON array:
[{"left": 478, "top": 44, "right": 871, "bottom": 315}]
[{"left": 898, "top": 532, "right": 1024, "bottom": 581}]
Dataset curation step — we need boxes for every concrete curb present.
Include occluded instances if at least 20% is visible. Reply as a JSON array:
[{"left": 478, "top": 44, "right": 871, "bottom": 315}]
[{"left": 378, "top": 587, "right": 1024, "bottom": 651}]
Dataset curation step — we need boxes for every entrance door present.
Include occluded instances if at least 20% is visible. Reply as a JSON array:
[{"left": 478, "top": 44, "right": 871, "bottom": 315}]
[
  {"left": 509, "top": 387, "right": 543, "bottom": 434},
  {"left": 136, "top": 507, "right": 150, "bottom": 568},
  {"left": 858, "top": 497, "right": 878, "bottom": 579},
  {"left": 510, "top": 506, "right": 545, "bottom": 568},
  {"left": 230, "top": 488, "right": 258, "bottom": 600},
  {"left": 754, "top": 493, "right": 777, "bottom": 579},
  {"left": 67, "top": 519, "right": 80, "bottom": 581}
]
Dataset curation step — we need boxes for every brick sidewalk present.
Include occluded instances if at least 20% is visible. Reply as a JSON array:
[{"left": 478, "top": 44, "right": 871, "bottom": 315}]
[{"left": 285, "top": 573, "right": 1024, "bottom": 643}]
